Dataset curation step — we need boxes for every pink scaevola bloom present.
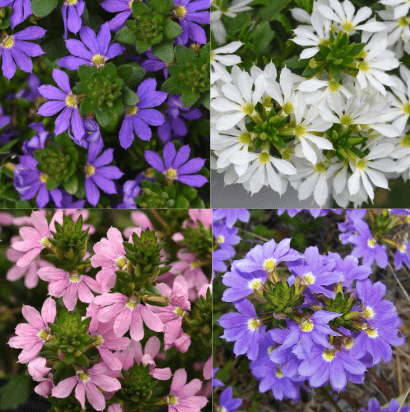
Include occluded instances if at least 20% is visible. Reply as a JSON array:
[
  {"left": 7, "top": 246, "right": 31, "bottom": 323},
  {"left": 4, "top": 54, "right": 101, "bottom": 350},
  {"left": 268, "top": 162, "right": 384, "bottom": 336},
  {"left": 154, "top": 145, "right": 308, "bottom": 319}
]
[
  {"left": 93, "top": 292, "right": 164, "bottom": 341},
  {"left": 108, "top": 404, "right": 123, "bottom": 412},
  {"left": 38, "top": 267, "right": 101, "bottom": 311},
  {"left": 52, "top": 363, "right": 121, "bottom": 411},
  {"left": 188, "top": 209, "right": 212, "bottom": 228},
  {"left": 197, "top": 283, "right": 211, "bottom": 299},
  {"left": 6, "top": 236, "right": 53, "bottom": 289},
  {"left": 87, "top": 306, "right": 130, "bottom": 371},
  {"left": 91, "top": 227, "right": 127, "bottom": 289},
  {"left": 118, "top": 336, "right": 171, "bottom": 380},
  {"left": 0, "top": 211, "right": 13, "bottom": 235},
  {"left": 203, "top": 356, "right": 212, "bottom": 380},
  {"left": 123, "top": 211, "right": 154, "bottom": 238},
  {"left": 167, "top": 369, "right": 207, "bottom": 412},
  {"left": 28, "top": 357, "right": 55, "bottom": 397},
  {"left": 8, "top": 297, "right": 56, "bottom": 363}
]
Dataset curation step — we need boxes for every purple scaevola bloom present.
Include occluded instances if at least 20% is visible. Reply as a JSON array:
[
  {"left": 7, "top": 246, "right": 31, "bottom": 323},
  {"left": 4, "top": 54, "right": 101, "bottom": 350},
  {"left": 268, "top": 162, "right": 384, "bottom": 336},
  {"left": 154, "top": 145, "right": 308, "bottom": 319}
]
[
  {"left": 101, "top": 0, "right": 132, "bottom": 32},
  {"left": 62, "top": 0, "right": 85, "bottom": 39},
  {"left": 338, "top": 209, "right": 367, "bottom": 244},
  {"left": 394, "top": 242, "right": 410, "bottom": 269},
  {"left": 84, "top": 140, "right": 123, "bottom": 206},
  {"left": 329, "top": 252, "right": 371, "bottom": 289},
  {"left": 350, "top": 280, "right": 405, "bottom": 365},
  {"left": 145, "top": 141, "right": 208, "bottom": 187},
  {"left": 14, "top": 74, "right": 41, "bottom": 101},
  {"left": 38, "top": 69, "right": 85, "bottom": 141},
  {"left": 219, "top": 299, "right": 266, "bottom": 361},
  {"left": 298, "top": 345, "right": 366, "bottom": 391},
  {"left": 173, "top": 0, "right": 210, "bottom": 45},
  {"left": 212, "top": 248, "right": 232, "bottom": 274},
  {"left": 213, "top": 209, "right": 250, "bottom": 228},
  {"left": 359, "top": 398, "right": 410, "bottom": 412},
  {"left": 141, "top": 49, "right": 169, "bottom": 79},
  {"left": 218, "top": 387, "right": 242, "bottom": 412},
  {"left": 117, "top": 179, "right": 141, "bottom": 209},
  {"left": 0, "top": 0, "right": 31, "bottom": 28},
  {"left": 277, "top": 209, "right": 302, "bottom": 217},
  {"left": 0, "top": 105, "right": 10, "bottom": 130},
  {"left": 69, "top": 119, "right": 102, "bottom": 148},
  {"left": 0, "top": 26, "right": 45, "bottom": 80},
  {"left": 14, "top": 154, "right": 63, "bottom": 208},
  {"left": 212, "top": 369, "right": 224, "bottom": 387},
  {"left": 119, "top": 78, "right": 167, "bottom": 149},
  {"left": 22, "top": 123, "right": 49, "bottom": 155},
  {"left": 289, "top": 247, "right": 342, "bottom": 298},
  {"left": 157, "top": 95, "right": 202, "bottom": 143},
  {"left": 349, "top": 219, "right": 388, "bottom": 268},
  {"left": 213, "top": 222, "right": 240, "bottom": 255},
  {"left": 60, "top": 192, "right": 86, "bottom": 208},
  {"left": 58, "top": 23, "right": 124, "bottom": 70}
]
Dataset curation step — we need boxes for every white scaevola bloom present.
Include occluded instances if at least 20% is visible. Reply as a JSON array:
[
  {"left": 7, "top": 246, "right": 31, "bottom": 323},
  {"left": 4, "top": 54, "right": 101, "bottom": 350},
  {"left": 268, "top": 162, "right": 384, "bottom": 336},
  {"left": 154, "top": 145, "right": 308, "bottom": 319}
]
[
  {"left": 291, "top": 7, "right": 312, "bottom": 23},
  {"left": 391, "top": 128, "right": 410, "bottom": 177},
  {"left": 211, "top": 70, "right": 264, "bottom": 131},
  {"left": 389, "top": 66, "right": 410, "bottom": 133},
  {"left": 233, "top": 150, "right": 297, "bottom": 195},
  {"left": 348, "top": 143, "right": 396, "bottom": 200},
  {"left": 211, "top": 41, "right": 243, "bottom": 83},
  {"left": 356, "top": 32, "right": 400, "bottom": 95},
  {"left": 292, "top": 10, "right": 332, "bottom": 59},
  {"left": 378, "top": 8, "right": 410, "bottom": 51},
  {"left": 317, "top": 0, "right": 386, "bottom": 34},
  {"left": 292, "top": 93, "right": 334, "bottom": 164},
  {"left": 380, "top": 0, "right": 410, "bottom": 19}
]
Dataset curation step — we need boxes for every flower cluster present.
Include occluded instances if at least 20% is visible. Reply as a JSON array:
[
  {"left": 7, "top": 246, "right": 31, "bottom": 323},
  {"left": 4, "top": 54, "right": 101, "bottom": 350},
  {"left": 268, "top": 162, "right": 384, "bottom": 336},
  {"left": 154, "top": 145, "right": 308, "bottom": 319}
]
[
  {"left": 214, "top": 208, "right": 407, "bottom": 408},
  {"left": 211, "top": 0, "right": 410, "bottom": 207},
  {"left": 4, "top": 209, "right": 212, "bottom": 411},
  {"left": 0, "top": 0, "right": 210, "bottom": 208}
]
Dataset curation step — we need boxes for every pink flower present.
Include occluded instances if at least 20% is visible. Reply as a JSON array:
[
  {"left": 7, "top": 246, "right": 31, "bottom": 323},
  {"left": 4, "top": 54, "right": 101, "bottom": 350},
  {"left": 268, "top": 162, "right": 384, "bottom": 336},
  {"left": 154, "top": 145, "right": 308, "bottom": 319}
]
[
  {"left": 52, "top": 363, "right": 121, "bottom": 411},
  {"left": 38, "top": 267, "right": 101, "bottom": 311},
  {"left": 108, "top": 404, "right": 123, "bottom": 412},
  {"left": 28, "top": 357, "right": 51, "bottom": 381},
  {"left": 0, "top": 212, "right": 13, "bottom": 235},
  {"left": 93, "top": 292, "right": 164, "bottom": 341},
  {"left": 87, "top": 305, "right": 130, "bottom": 371},
  {"left": 8, "top": 297, "right": 56, "bottom": 363},
  {"left": 188, "top": 209, "right": 212, "bottom": 228},
  {"left": 203, "top": 356, "right": 212, "bottom": 380},
  {"left": 11, "top": 211, "right": 54, "bottom": 267},
  {"left": 6, "top": 236, "right": 53, "bottom": 289},
  {"left": 167, "top": 369, "right": 207, "bottom": 412},
  {"left": 91, "top": 227, "right": 127, "bottom": 289},
  {"left": 118, "top": 337, "right": 171, "bottom": 380},
  {"left": 123, "top": 211, "right": 154, "bottom": 238}
]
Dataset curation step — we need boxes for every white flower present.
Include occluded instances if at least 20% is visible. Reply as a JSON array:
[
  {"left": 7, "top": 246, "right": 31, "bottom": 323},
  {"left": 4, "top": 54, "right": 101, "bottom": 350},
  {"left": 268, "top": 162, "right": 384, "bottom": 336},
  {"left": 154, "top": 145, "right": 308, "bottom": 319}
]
[
  {"left": 211, "top": 42, "right": 243, "bottom": 83},
  {"left": 348, "top": 143, "right": 396, "bottom": 200},
  {"left": 391, "top": 128, "right": 410, "bottom": 175},
  {"left": 378, "top": 8, "right": 410, "bottom": 50},
  {"left": 389, "top": 66, "right": 410, "bottom": 133},
  {"left": 380, "top": 0, "right": 410, "bottom": 19},
  {"left": 317, "top": 0, "right": 386, "bottom": 34}
]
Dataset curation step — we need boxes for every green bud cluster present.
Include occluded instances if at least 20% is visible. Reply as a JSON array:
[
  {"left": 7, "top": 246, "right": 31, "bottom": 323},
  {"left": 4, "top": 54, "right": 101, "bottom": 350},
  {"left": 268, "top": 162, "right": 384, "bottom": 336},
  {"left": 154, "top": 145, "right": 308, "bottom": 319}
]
[
  {"left": 137, "top": 184, "right": 175, "bottom": 208},
  {"left": 181, "top": 223, "right": 212, "bottom": 263},
  {"left": 49, "top": 395, "right": 86, "bottom": 412},
  {"left": 48, "top": 215, "right": 89, "bottom": 270},
  {"left": 323, "top": 286, "right": 357, "bottom": 326},
  {"left": 192, "top": 287, "right": 212, "bottom": 329},
  {"left": 34, "top": 143, "right": 78, "bottom": 192},
  {"left": 262, "top": 279, "right": 304, "bottom": 315},
  {"left": 133, "top": 12, "right": 164, "bottom": 42},
  {"left": 180, "top": 60, "right": 209, "bottom": 93}
]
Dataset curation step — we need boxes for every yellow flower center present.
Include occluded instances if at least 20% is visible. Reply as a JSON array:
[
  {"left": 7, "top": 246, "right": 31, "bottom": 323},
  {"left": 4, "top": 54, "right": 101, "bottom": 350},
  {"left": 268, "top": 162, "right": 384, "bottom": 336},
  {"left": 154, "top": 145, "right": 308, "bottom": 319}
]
[
  {"left": 239, "top": 131, "right": 252, "bottom": 145},
  {"left": 399, "top": 244, "right": 407, "bottom": 253},
  {"left": 259, "top": 151, "right": 270, "bottom": 164},
  {"left": 343, "top": 20, "right": 355, "bottom": 33},
  {"left": 329, "top": 80, "right": 342, "bottom": 93},
  {"left": 300, "top": 319, "right": 314, "bottom": 332},
  {"left": 37, "top": 329, "right": 49, "bottom": 341},
  {"left": 248, "top": 318, "right": 260, "bottom": 331},
  {"left": 356, "top": 159, "right": 367, "bottom": 170},
  {"left": 126, "top": 296, "right": 139, "bottom": 309},
  {"left": 295, "top": 125, "right": 306, "bottom": 137},
  {"left": 164, "top": 167, "right": 177, "bottom": 181},
  {"left": 343, "top": 337, "right": 354, "bottom": 350},
  {"left": 40, "top": 237, "right": 52, "bottom": 248},
  {"left": 340, "top": 114, "right": 353, "bottom": 126},
  {"left": 367, "top": 238, "right": 377, "bottom": 248},
  {"left": 319, "top": 38, "right": 330, "bottom": 47},
  {"left": 2, "top": 35, "right": 14, "bottom": 49},
  {"left": 401, "top": 135, "right": 410, "bottom": 147},
  {"left": 275, "top": 368, "right": 284, "bottom": 378},
  {"left": 94, "top": 334, "right": 104, "bottom": 347},
  {"left": 127, "top": 106, "right": 138, "bottom": 116},
  {"left": 398, "top": 16, "right": 410, "bottom": 27},
  {"left": 39, "top": 173, "right": 49, "bottom": 184},
  {"left": 174, "top": 307, "right": 185, "bottom": 317},
  {"left": 263, "top": 258, "right": 276, "bottom": 273},
  {"left": 168, "top": 395, "right": 179, "bottom": 405},
  {"left": 402, "top": 103, "right": 410, "bottom": 115},
  {"left": 210, "top": 51, "right": 215, "bottom": 62},
  {"left": 92, "top": 54, "right": 106, "bottom": 68},
  {"left": 115, "top": 256, "right": 127, "bottom": 269},
  {"left": 322, "top": 348, "right": 335, "bottom": 362},
  {"left": 242, "top": 103, "right": 255, "bottom": 116},
  {"left": 303, "top": 272, "right": 316, "bottom": 285},
  {"left": 315, "top": 162, "right": 326, "bottom": 174},
  {"left": 248, "top": 278, "right": 262, "bottom": 291},
  {"left": 144, "top": 168, "right": 155, "bottom": 178},
  {"left": 85, "top": 164, "right": 96, "bottom": 177},
  {"left": 356, "top": 49, "right": 367, "bottom": 59},
  {"left": 77, "top": 371, "right": 90, "bottom": 382},
  {"left": 190, "top": 260, "right": 201, "bottom": 269},
  {"left": 65, "top": 94, "right": 77, "bottom": 108},
  {"left": 364, "top": 306, "right": 375, "bottom": 319},
  {"left": 365, "top": 328, "right": 379, "bottom": 338},
  {"left": 175, "top": 5, "right": 187, "bottom": 18},
  {"left": 358, "top": 60, "right": 370, "bottom": 72},
  {"left": 217, "top": 235, "right": 225, "bottom": 244},
  {"left": 69, "top": 272, "right": 81, "bottom": 283},
  {"left": 283, "top": 102, "right": 294, "bottom": 115}
]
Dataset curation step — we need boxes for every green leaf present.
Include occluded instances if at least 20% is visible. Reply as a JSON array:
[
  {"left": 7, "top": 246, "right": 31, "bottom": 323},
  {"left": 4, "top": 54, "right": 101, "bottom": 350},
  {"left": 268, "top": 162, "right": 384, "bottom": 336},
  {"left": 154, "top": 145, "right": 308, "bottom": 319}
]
[
  {"left": 79, "top": 97, "right": 96, "bottom": 116},
  {"left": 174, "top": 195, "right": 189, "bottom": 208},
  {"left": 116, "top": 26, "right": 137, "bottom": 45},
  {"left": 181, "top": 89, "right": 200, "bottom": 106},
  {"left": 118, "top": 64, "right": 146, "bottom": 86},
  {"left": 351, "top": 42, "right": 366, "bottom": 56},
  {"left": 295, "top": 0, "right": 314, "bottom": 13},
  {"left": 136, "top": 39, "right": 151, "bottom": 54},
  {"left": 78, "top": 64, "right": 98, "bottom": 80},
  {"left": 252, "top": 22, "right": 275, "bottom": 55},
  {"left": 181, "top": 185, "right": 197, "bottom": 201},
  {"left": 46, "top": 177, "right": 59, "bottom": 191},
  {"left": 0, "top": 139, "right": 18, "bottom": 154},
  {"left": 161, "top": 77, "right": 182, "bottom": 94},
  {"left": 175, "top": 45, "right": 196, "bottom": 65},
  {"left": 199, "top": 92, "right": 210, "bottom": 110},
  {"left": 0, "top": 6, "right": 12, "bottom": 29},
  {"left": 0, "top": 375, "right": 31, "bottom": 410},
  {"left": 95, "top": 110, "right": 114, "bottom": 127},
  {"left": 132, "top": 1, "right": 151, "bottom": 17},
  {"left": 111, "top": 99, "right": 124, "bottom": 116},
  {"left": 117, "top": 65, "right": 133, "bottom": 83},
  {"left": 163, "top": 19, "right": 183, "bottom": 39},
  {"left": 100, "top": 62, "right": 117, "bottom": 77},
  {"left": 274, "top": 13, "right": 292, "bottom": 33},
  {"left": 152, "top": 40, "right": 175, "bottom": 63},
  {"left": 122, "top": 87, "right": 139, "bottom": 106},
  {"left": 331, "top": 65, "right": 342, "bottom": 83},
  {"left": 149, "top": 0, "right": 172, "bottom": 13},
  {"left": 199, "top": 42, "right": 210, "bottom": 62},
  {"left": 32, "top": 0, "right": 58, "bottom": 18},
  {"left": 63, "top": 174, "right": 78, "bottom": 195}
]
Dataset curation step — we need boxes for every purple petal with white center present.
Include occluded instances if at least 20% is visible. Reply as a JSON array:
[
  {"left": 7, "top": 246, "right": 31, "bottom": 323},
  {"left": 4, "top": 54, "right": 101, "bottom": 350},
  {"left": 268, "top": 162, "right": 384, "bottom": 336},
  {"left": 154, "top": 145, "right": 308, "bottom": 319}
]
[
  {"left": 87, "top": 140, "right": 103, "bottom": 164},
  {"left": 187, "top": 11, "right": 210, "bottom": 24},
  {"left": 38, "top": 85, "right": 66, "bottom": 100},
  {"left": 92, "top": 174, "right": 117, "bottom": 194},
  {"left": 97, "top": 166, "right": 123, "bottom": 179},
  {"left": 144, "top": 151, "right": 165, "bottom": 172},
  {"left": 71, "top": 108, "right": 85, "bottom": 140},
  {"left": 173, "top": 145, "right": 191, "bottom": 168},
  {"left": 58, "top": 56, "right": 90, "bottom": 70},
  {"left": 137, "top": 78, "right": 157, "bottom": 106},
  {"left": 2, "top": 49, "right": 16, "bottom": 79},
  {"left": 65, "top": 39, "right": 93, "bottom": 60},
  {"left": 14, "top": 41, "right": 44, "bottom": 57},
  {"left": 93, "top": 148, "right": 114, "bottom": 168},
  {"left": 37, "top": 100, "right": 66, "bottom": 116},
  {"left": 164, "top": 142, "right": 176, "bottom": 169},
  {"left": 177, "top": 158, "right": 205, "bottom": 175},
  {"left": 11, "top": 46, "right": 33, "bottom": 72},
  {"left": 105, "top": 43, "right": 125, "bottom": 59}
]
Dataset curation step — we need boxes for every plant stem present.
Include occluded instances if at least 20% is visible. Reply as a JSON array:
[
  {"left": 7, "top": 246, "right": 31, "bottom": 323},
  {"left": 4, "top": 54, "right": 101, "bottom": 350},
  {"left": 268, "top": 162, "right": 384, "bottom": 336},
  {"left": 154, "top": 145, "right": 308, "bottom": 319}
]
[{"left": 238, "top": 228, "right": 270, "bottom": 242}]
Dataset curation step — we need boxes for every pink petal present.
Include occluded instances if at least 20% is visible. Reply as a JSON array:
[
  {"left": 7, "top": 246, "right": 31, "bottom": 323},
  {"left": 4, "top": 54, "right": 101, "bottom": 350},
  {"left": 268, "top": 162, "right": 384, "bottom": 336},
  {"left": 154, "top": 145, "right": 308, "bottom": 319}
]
[
  {"left": 91, "top": 373, "right": 121, "bottom": 391},
  {"left": 81, "top": 275, "right": 102, "bottom": 293},
  {"left": 31, "top": 211, "right": 50, "bottom": 237},
  {"left": 75, "top": 382, "right": 86, "bottom": 409},
  {"left": 178, "top": 379, "right": 202, "bottom": 397},
  {"left": 144, "top": 336, "right": 160, "bottom": 358},
  {"left": 99, "top": 347, "right": 123, "bottom": 371},
  {"left": 38, "top": 267, "right": 67, "bottom": 282},
  {"left": 52, "top": 376, "right": 78, "bottom": 398},
  {"left": 22, "top": 305, "right": 44, "bottom": 329},
  {"left": 94, "top": 292, "right": 125, "bottom": 306},
  {"left": 41, "top": 297, "right": 56, "bottom": 324},
  {"left": 16, "top": 248, "right": 42, "bottom": 267},
  {"left": 49, "top": 278, "right": 70, "bottom": 296},
  {"left": 98, "top": 302, "right": 124, "bottom": 323},
  {"left": 63, "top": 283, "right": 78, "bottom": 311},
  {"left": 77, "top": 281, "right": 94, "bottom": 303},
  {"left": 164, "top": 318, "right": 182, "bottom": 345},
  {"left": 140, "top": 305, "right": 164, "bottom": 332},
  {"left": 174, "top": 333, "right": 191, "bottom": 353},
  {"left": 25, "top": 263, "right": 40, "bottom": 289},
  {"left": 107, "top": 227, "right": 125, "bottom": 255},
  {"left": 18, "top": 341, "right": 43, "bottom": 363},
  {"left": 113, "top": 308, "right": 132, "bottom": 337},
  {"left": 151, "top": 367, "right": 172, "bottom": 380},
  {"left": 19, "top": 227, "right": 42, "bottom": 243},
  {"left": 85, "top": 382, "right": 106, "bottom": 411},
  {"left": 6, "top": 265, "right": 26, "bottom": 281},
  {"left": 171, "top": 369, "right": 187, "bottom": 392},
  {"left": 130, "top": 310, "right": 144, "bottom": 341}
]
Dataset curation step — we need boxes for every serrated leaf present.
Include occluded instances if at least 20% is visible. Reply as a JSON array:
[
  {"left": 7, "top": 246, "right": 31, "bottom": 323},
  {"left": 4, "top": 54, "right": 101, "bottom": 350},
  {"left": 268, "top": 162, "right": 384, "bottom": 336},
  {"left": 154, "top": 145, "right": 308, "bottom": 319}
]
[
  {"left": 252, "top": 22, "right": 275, "bottom": 55},
  {"left": 149, "top": 0, "right": 172, "bottom": 13},
  {"left": 46, "top": 176, "right": 60, "bottom": 191},
  {"left": 136, "top": 39, "right": 151, "bottom": 54},
  {"left": 163, "top": 19, "right": 183, "bottom": 39},
  {"left": 116, "top": 26, "right": 137, "bottom": 45},
  {"left": 132, "top": 1, "right": 151, "bottom": 17},
  {"left": 32, "top": 0, "right": 58, "bottom": 18},
  {"left": 122, "top": 87, "right": 139, "bottom": 106},
  {"left": 78, "top": 64, "right": 98, "bottom": 80},
  {"left": 95, "top": 110, "right": 114, "bottom": 127},
  {"left": 152, "top": 40, "right": 174, "bottom": 63},
  {"left": 181, "top": 89, "right": 200, "bottom": 106},
  {"left": 161, "top": 76, "right": 182, "bottom": 94}
]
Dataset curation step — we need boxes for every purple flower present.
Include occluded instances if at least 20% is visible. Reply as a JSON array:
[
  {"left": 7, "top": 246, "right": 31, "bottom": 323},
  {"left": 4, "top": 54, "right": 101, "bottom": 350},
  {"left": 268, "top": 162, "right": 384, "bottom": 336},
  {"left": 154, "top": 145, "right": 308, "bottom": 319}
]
[
  {"left": 101, "top": 0, "right": 132, "bottom": 32},
  {"left": 349, "top": 219, "right": 388, "bottom": 268},
  {"left": 141, "top": 50, "right": 169, "bottom": 79},
  {"left": 394, "top": 242, "right": 410, "bottom": 269},
  {"left": 157, "top": 95, "right": 202, "bottom": 143},
  {"left": 173, "top": 0, "right": 210, "bottom": 45},
  {"left": 22, "top": 123, "right": 49, "bottom": 155},
  {"left": 14, "top": 154, "right": 62, "bottom": 208},
  {"left": 0, "top": 0, "right": 31, "bottom": 28},
  {"left": 15, "top": 73, "right": 41, "bottom": 101},
  {"left": 119, "top": 78, "right": 167, "bottom": 149},
  {"left": 218, "top": 387, "right": 242, "bottom": 412},
  {"left": 212, "top": 248, "right": 232, "bottom": 274},
  {"left": 145, "top": 141, "right": 208, "bottom": 187},
  {"left": 84, "top": 140, "right": 123, "bottom": 206},
  {"left": 38, "top": 69, "right": 85, "bottom": 141},
  {"left": 0, "top": 105, "right": 11, "bottom": 130},
  {"left": 69, "top": 119, "right": 102, "bottom": 148},
  {"left": 213, "top": 222, "right": 240, "bottom": 255},
  {"left": 298, "top": 345, "right": 366, "bottom": 391},
  {"left": 0, "top": 26, "right": 45, "bottom": 80},
  {"left": 58, "top": 23, "right": 124, "bottom": 70},
  {"left": 359, "top": 398, "right": 410, "bottom": 412},
  {"left": 277, "top": 209, "right": 302, "bottom": 217},
  {"left": 329, "top": 252, "right": 371, "bottom": 289},
  {"left": 212, "top": 369, "right": 224, "bottom": 387},
  {"left": 62, "top": 0, "right": 85, "bottom": 39},
  {"left": 338, "top": 209, "right": 367, "bottom": 244},
  {"left": 213, "top": 209, "right": 250, "bottom": 228},
  {"left": 219, "top": 299, "right": 266, "bottom": 360}
]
